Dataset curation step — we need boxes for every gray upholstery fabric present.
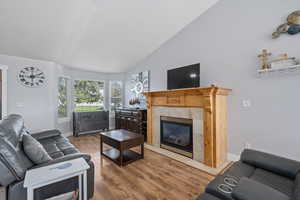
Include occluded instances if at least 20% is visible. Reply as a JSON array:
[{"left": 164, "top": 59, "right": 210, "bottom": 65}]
[
  {"left": 205, "top": 175, "right": 234, "bottom": 200},
  {"left": 23, "top": 134, "right": 52, "bottom": 165},
  {"left": 241, "top": 149, "right": 300, "bottom": 179},
  {"left": 196, "top": 193, "right": 222, "bottom": 200},
  {"left": 0, "top": 115, "right": 34, "bottom": 181},
  {"left": 293, "top": 174, "right": 300, "bottom": 200},
  {"left": 198, "top": 149, "right": 300, "bottom": 200},
  {"left": 31, "top": 153, "right": 91, "bottom": 169},
  {"left": 37, "top": 135, "right": 80, "bottom": 159},
  {"left": 31, "top": 130, "right": 61, "bottom": 140},
  {"left": 0, "top": 138, "right": 33, "bottom": 180},
  {"left": 0, "top": 115, "right": 27, "bottom": 147},
  {"left": 224, "top": 161, "right": 255, "bottom": 179},
  {"left": 250, "top": 168, "right": 294, "bottom": 196},
  {"left": 0, "top": 160, "right": 16, "bottom": 186},
  {"left": 232, "top": 177, "right": 289, "bottom": 200}
]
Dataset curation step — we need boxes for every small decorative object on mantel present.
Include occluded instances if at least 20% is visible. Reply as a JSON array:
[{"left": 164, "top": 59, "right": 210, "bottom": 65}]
[
  {"left": 270, "top": 53, "right": 298, "bottom": 69},
  {"left": 258, "top": 49, "right": 272, "bottom": 70},
  {"left": 129, "top": 98, "right": 140, "bottom": 106},
  {"left": 272, "top": 10, "right": 300, "bottom": 39}
]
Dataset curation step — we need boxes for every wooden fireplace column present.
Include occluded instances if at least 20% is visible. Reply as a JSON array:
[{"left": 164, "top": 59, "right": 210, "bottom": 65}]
[{"left": 144, "top": 85, "right": 231, "bottom": 168}]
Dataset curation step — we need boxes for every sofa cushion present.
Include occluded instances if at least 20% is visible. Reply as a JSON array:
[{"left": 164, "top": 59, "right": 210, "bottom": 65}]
[
  {"left": 241, "top": 149, "right": 300, "bottom": 179},
  {"left": 224, "top": 161, "right": 255, "bottom": 179},
  {"left": 232, "top": 177, "right": 289, "bottom": 200},
  {"left": 23, "top": 134, "right": 52, "bottom": 165},
  {"left": 38, "top": 135, "right": 79, "bottom": 159},
  {"left": 0, "top": 138, "right": 33, "bottom": 180},
  {"left": 250, "top": 168, "right": 294, "bottom": 196}
]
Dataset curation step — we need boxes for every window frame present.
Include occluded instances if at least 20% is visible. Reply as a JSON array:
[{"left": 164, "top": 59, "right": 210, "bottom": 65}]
[
  {"left": 57, "top": 76, "right": 70, "bottom": 122},
  {"left": 109, "top": 80, "right": 123, "bottom": 112},
  {"left": 0, "top": 65, "right": 8, "bottom": 120},
  {"left": 73, "top": 79, "right": 106, "bottom": 112}
]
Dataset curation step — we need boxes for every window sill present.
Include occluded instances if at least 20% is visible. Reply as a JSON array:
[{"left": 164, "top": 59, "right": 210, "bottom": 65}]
[{"left": 57, "top": 117, "right": 70, "bottom": 124}]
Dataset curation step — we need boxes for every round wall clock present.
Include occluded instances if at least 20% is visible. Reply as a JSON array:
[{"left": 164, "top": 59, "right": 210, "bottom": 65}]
[{"left": 18, "top": 67, "right": 46, "bottom": 87}]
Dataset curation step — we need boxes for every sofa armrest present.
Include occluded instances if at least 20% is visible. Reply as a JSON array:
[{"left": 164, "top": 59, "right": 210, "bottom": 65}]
[
  {"left": 232, "top": 177, "right": 289, "bottom": 200},
  {"left": 241, "top": 149, "right": 300, "bottom": 179},
  {"left": 31, "top": 129, "right": 62, "bottom": 140},
  {"left": 293, "top": 173, "right": 300, "bottom": 200},
  {"left": 31, "top": 153, "right": 91, "bottom": 169}
]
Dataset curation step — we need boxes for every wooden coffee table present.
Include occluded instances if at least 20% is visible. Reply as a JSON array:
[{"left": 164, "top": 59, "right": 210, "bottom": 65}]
[{"left": 100, "top": 129, "right": 144, "bottom": 166}]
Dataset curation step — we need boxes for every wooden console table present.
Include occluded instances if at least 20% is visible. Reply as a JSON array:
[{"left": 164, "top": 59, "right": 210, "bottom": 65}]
[
  {"left": 144, "top": 85, "right": 231, "bottom": 168},
  {"left": 115, "top": 108, "right": 147, "bottom": 141}
]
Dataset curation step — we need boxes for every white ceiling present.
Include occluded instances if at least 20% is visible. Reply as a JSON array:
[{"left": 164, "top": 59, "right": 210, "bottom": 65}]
[{"left": 0, "top": 0, "right": 218, "bottom": 72}]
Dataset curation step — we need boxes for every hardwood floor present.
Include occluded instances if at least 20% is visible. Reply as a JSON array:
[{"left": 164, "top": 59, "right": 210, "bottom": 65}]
[{"left": 69, "top": 134, "right": 214, "bottom": 200}]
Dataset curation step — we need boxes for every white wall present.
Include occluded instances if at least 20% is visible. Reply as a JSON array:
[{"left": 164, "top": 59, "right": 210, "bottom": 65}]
[
  {"left": 0, "top": 55, "right": 56, "bottom": 132},
  {"left": 0, "top": 54, "right": 125, "bottom": 134},
  {"left": 125, "top": 0, "right": 300, "bottom": 160}
]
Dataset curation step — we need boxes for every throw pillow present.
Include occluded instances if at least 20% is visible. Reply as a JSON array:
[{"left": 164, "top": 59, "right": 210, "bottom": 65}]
[{"left": 23, "top": 134, "right": 52, "bottom": 165}]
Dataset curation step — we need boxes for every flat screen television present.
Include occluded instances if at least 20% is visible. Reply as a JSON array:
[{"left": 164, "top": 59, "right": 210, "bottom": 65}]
[{"left": 167, "top": 63, "right": 200, "bottom": 90}]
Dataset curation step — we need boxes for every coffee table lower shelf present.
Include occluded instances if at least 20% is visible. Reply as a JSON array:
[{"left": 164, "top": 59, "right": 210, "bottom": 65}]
[{"left": 102, "top": 148, "right": 142, "bottom": 166}]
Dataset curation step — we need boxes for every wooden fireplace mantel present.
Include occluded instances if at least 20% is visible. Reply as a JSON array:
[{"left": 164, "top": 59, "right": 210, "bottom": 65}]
[{"left": 144, "top": 85, "right": 232, "bottom": 168}]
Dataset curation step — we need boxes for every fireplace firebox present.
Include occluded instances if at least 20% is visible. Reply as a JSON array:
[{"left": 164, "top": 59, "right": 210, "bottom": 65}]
[{"left": 160, "top": 116, "right": 193, "bottom": 158}]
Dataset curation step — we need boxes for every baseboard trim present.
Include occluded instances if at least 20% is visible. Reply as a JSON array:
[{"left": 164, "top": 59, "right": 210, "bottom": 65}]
[
  {"left": 228, "top": 153, "right": 240, "bottom": 162},
  {"left": 63, "top": 132, "right": 73, "bottom": 137}
]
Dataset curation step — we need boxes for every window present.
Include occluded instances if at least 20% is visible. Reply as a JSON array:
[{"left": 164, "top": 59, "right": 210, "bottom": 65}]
[
  {"left": 58, "top": 77, "right": 69, "bottom": 118},
  {"left": 110, "top": 81, "right": 123, "bottom": 111},
  {"left": 74, "top": 80, "right": 105, "bottom": 112}
]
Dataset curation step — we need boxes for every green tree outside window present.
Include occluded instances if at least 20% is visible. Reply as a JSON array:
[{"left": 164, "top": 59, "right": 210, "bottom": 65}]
[{"left": 74, "top": 80, "right": 104, "bottom": 112}]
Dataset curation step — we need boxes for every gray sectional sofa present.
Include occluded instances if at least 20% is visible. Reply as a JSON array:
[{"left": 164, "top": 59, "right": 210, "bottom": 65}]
[
  {"left": 197, "top": 149, "right": 300, "bottom": 200},
  {"left": 0, "top": 114, "right": 94, "bottom": 200}
]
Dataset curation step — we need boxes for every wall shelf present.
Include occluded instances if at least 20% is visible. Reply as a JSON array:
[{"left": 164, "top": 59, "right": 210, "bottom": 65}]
[{"left": 257, "top": 64, "right": 300, "bottom": 76}]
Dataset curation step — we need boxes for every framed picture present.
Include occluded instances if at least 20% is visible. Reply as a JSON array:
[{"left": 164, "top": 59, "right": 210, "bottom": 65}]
[{"left": 130, "top": 70, "right": 150, "bottom": 107}]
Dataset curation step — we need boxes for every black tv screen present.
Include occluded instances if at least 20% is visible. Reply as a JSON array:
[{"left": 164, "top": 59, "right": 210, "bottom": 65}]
[{"left": 167, "top": 64, "right": 200, "bottom": 90}]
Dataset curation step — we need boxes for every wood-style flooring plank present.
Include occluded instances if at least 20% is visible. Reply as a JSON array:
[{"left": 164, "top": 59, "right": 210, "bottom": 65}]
[{"left": 69, "top": 134, "right": 214, "bottom": 200}]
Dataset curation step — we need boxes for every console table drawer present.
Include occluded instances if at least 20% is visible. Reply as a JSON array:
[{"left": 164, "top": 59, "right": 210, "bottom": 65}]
[{"left": 101, "top": 136, "right": 120, "bottom": 148}]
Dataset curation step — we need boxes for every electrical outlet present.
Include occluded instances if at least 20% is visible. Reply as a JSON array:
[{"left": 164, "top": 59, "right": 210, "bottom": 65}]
[
  {"left": 245, "top": 142, "right": 251, "bottom": 149},
  {"left": 242, "top": 100, "right": 251, "bottom": 108},
  {"left": 16, "top": 102, "right": 24, "bottom": 108}
]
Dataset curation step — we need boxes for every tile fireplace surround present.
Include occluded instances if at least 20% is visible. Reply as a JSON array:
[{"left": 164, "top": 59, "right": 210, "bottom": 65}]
[
  {"left": 144, "top": 86, "right": 232, "bottom": 170},
  {"left": 153, "top": 106, "right": 204, "bottom": 163}
]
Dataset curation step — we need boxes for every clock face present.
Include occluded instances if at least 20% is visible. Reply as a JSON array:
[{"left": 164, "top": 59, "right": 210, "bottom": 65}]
[{"left": 18, "top": 67, "right": 46, "bottom": 87}]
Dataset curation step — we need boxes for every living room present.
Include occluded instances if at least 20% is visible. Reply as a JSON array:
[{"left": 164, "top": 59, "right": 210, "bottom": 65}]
[{"left": 0, "top": 0, "right": 300, "bottom": 200}]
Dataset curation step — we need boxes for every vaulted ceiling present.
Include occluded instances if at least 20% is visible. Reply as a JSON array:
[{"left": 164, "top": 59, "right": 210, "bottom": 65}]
[{"left": 0, "top": 0, "right": 218, "bottom": 72}]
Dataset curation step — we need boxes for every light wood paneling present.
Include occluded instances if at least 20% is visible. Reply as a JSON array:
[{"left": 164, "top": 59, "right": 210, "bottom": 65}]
[
  {"left": 69, "top": 134, "right": 214, "bottom": 200},
  {"left": 144, "top": 85, "right": 231, "bottom": 168}
]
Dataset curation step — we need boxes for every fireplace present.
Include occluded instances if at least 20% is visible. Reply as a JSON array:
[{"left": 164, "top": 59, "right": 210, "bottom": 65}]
[{"left": 160, "top": 116, "right": 193, "bottom": 158}]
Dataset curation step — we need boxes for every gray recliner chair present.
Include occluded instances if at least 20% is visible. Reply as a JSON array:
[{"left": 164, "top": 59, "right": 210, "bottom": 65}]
[
  {"left": 197, "top": 149, "right": 300, "bottom": 200},
  {"left": 0, "top": 114, "right": 95, "bottom": 200}
]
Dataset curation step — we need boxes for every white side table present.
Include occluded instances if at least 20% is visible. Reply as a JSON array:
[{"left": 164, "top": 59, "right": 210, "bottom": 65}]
[
  {"left": 24, "top": 158, "right": 90, "bottom": 200},
  {"left": 0, "top": 186, "right": 6, "bottom": 200}
]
